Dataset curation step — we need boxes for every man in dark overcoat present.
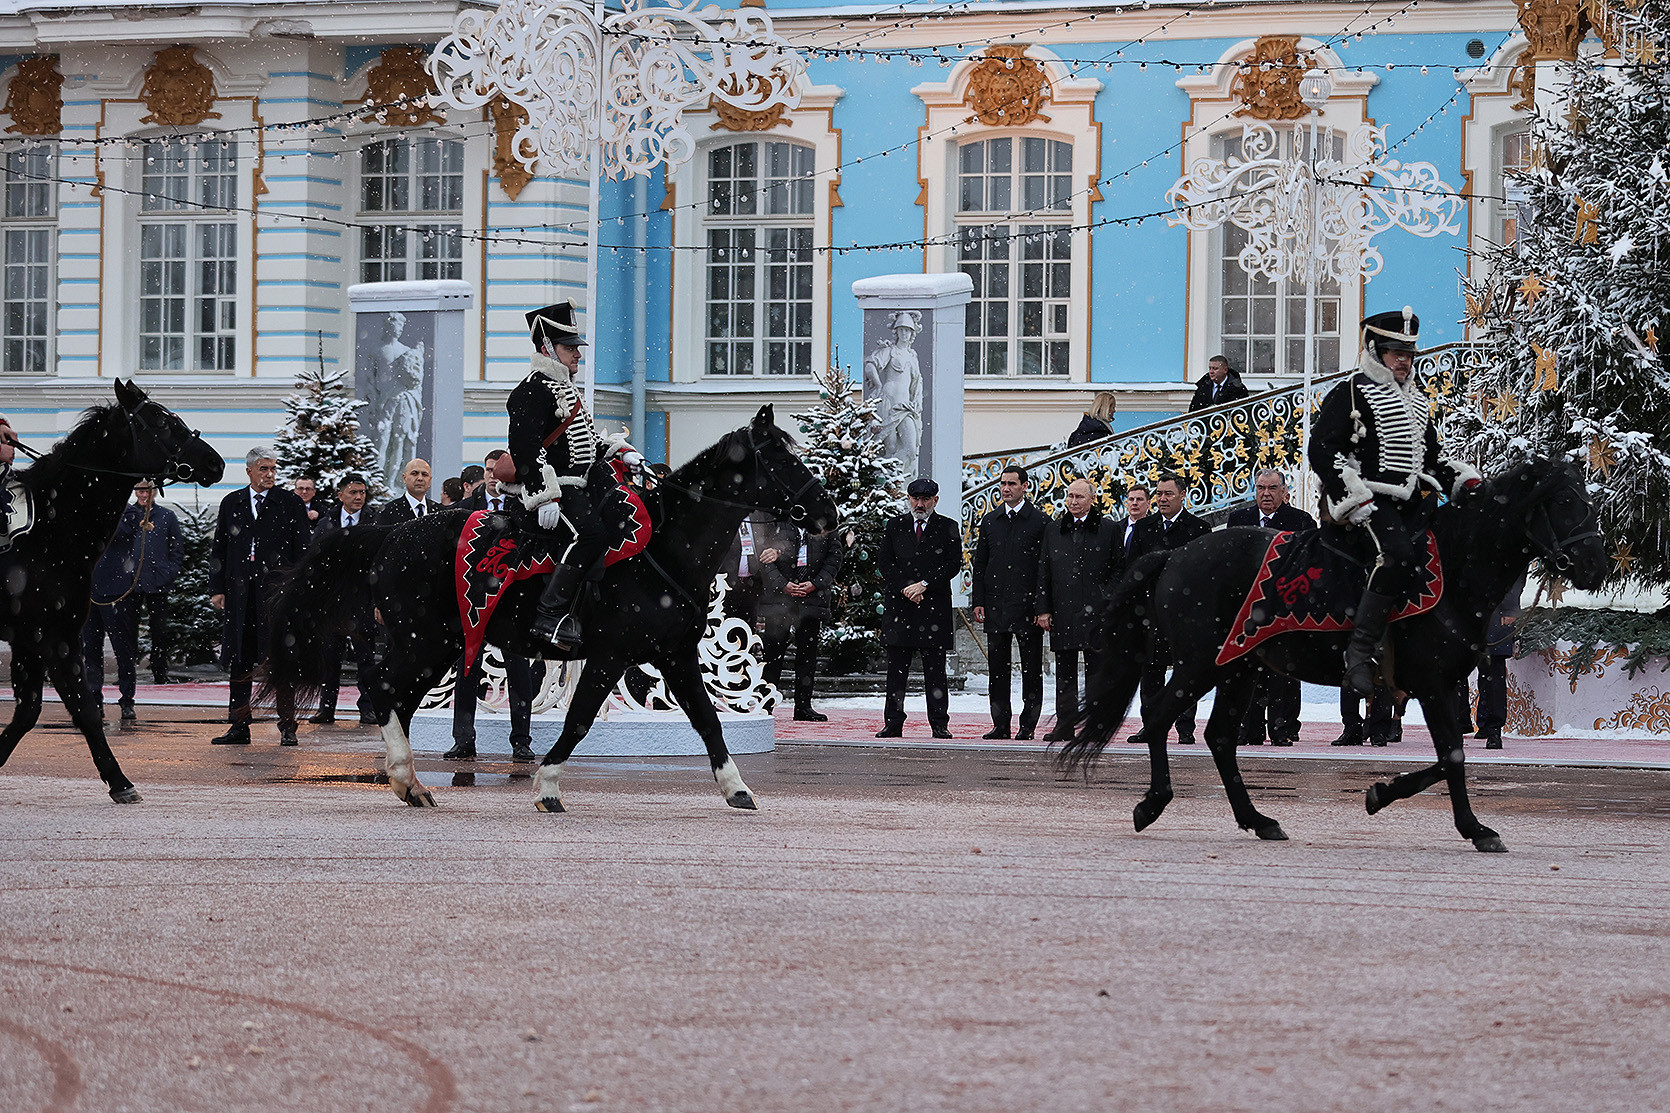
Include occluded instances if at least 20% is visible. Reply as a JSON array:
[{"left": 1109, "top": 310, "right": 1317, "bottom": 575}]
[
  {"left": 312, "top": 473, "right": 380, "bottom": 727},
  {"left": 82, "top": 478, "right": 185, "bottom": 723},
  {"left": 720, "top": 510, "right": 776, "bottom": 626},
  {"left": 1188, "top": 354, "right": 1251, "bottom": 412},
  {"left": 1036, "top": 478, "right": 1120, "bottom": 741},
  {"left": 1127, "top": 471, "right": 1212, "bottom": 744},
  {"left": 376, "top": 458, "right": 441, "bottom": 524},
  {"left": 971, "top": 465, "right": 1047, "bottom": 740},
  {"left": 757, "top": 513, "right": 844, "bottom": 722},
  {"left": 876, "top": 478, "right": 962, "bottom": 738},
  {"left": 209, "top": 447, "right": 312, "bottom": 746},
  {"left": 1225, "top": 468, "right": 1317, "bottom": 746}
]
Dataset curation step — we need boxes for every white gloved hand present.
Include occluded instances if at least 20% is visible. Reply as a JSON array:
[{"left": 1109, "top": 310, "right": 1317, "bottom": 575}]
[
  {"left": 537, "top": 501, "right": 564, "bottom": 529},
  {"left": 1346, "top": 500, "right": 1375, "bottom": 526},
  {"left": 602, "top": 432, "right": 635, "bottom": 458},
  {"left": 619, "top": 450, "right": 645, "bottom": 469}
]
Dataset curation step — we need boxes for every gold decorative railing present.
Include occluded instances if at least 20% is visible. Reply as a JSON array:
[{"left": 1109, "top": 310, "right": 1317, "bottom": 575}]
[{"left": 960, "top": 342, "right": 1490, "bottom": 548}]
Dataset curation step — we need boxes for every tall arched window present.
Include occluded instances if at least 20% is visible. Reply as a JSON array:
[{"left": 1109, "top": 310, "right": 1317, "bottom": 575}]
[
  {"left": 358, "top": 137, "right": 464, "bottom": 283},
  {"left": 956, "top": 136, "right": 1073, "bottom": 377},
  {"left": 1214, "top": 128, "right": 1344, "bottom": 379},
  {"left": 1497, "top": 126, "right": 1532, "bottom": 248},
  {"left": 138, "top": 138, "right": 237, "bottom": 371},
  {"left": 702, "top": 139, "right": 815, "bottom": 376},
  {"left": 2, "top": 145, "right": 54, "bottom": 375}
]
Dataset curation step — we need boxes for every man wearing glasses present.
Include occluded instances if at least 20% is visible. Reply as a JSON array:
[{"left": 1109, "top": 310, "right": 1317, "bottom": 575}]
[{"left": 82, "top": 479, "right": 184, "bottom": 724}]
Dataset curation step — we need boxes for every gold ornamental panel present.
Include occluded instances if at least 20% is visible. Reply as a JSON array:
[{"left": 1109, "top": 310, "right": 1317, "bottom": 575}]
[
  {"left": 4, "top": 56, "right": 63, "bottom": 136},
  {"left": 963, "top": 45, "right": 1052, "bottom": 127},
  {"left": 351, "top": 47, "right": 445, "bottom": 128},
  {"left": 490, "top": 95, "right": 535, "bottom": 200},
  {"left": 139, "top": 45, "right": 222, "bottom": 127},
  {"left": 1515, "top": 0, "right": 1589, "bottom": 61},
  {"left": 1231, "top": 36, "right": 1317, "bottom": 122}
]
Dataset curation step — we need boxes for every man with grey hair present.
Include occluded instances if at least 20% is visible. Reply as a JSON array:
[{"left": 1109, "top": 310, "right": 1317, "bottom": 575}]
[
  {"left": 208, "top": 446, "right": 311, "bottom": 746},
  {"left": 1227, "top": 468, "right": 1316, "bottom": 745}
]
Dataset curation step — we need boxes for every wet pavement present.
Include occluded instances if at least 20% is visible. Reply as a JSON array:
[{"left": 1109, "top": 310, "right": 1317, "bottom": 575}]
[{"left": 2, "top": 706, "right": 1669, "bottom": 1112}]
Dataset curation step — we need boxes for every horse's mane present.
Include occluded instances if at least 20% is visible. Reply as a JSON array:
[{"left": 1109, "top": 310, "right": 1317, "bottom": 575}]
[
  {"left": 667, "top": 422, "right": 793, "bottom": 490},
  {"left": 14, "top": 404, "right": 122, "bottom": 495}
]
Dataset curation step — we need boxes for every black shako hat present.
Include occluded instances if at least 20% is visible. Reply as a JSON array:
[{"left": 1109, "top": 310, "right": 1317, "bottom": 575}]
[
  {"left": 527, "top": 300, "right": 587, "bottom": 352},
  {"left": 1361, "top": 306, "right": 1420, "bottom": 355},
  {"left": 907, "top": 478, "right": 939, "bottom": 498}
]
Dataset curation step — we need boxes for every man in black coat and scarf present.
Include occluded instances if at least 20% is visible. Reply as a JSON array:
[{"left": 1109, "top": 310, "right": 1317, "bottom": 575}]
[
  {"left": 1188, "top": 355, "right": 1250, "bottom": 412},
  {"left": 1225, "top": 468, "right": 1317, "bottom": 745},
  {"left": 1127, "top": 471, "right": 1212, "bottom": 743},
  {"left": 972, "top": 465, "right": 1047, "bottom": 740},
  {"left": 876, "top": 478, "right": 962, "bottom": 738},
  {"left": 1037, "top": 478, "right": 1120, "bottom": 742},
  {"left": 757, "top": 513, "right": 844, "bottom": 722},
  {"left": 208, "top": 447, "right": 312, "bottom": 746}
]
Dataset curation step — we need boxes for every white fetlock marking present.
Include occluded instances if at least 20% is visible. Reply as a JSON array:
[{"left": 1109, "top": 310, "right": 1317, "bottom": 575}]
[
  {"left": 714, "top": 758, "right": 750, "bottom": 800},
  {"left": 383, "top": 719, "right": 424, "bottom": 801},
  {"left": 534, "top": 762, "right": 565, "bottom": 807}
]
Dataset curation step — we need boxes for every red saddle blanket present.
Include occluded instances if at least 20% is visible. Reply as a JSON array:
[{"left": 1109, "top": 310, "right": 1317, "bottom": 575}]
[
  {"left": 454, "top": 458, "right": 651, "bottom": 671},
  {"left": 1215, "top": 528, "right": 1444, "bottom": 667}
]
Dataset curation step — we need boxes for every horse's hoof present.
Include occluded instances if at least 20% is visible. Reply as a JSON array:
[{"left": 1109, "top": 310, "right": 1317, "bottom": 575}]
[
  {"left": 1472, "top": 834, "right": 1508, "bottom": 853},
  {"left": 1254, "top": 822, "right": 1289, "bottom": 841},
  {"left": 534, "top": 796, "right": 566, "bottom": 813},
  {"left": 402, "top": 789, "right": 436, "bottom": 808},
  {"left": 110, "top": 786, "right": 142, "bottom": 804},
  {"left": 726, "top": 791, "right": 758, "bottom": 811},
  {"left": 1364, "top": 783, "right": 1388, "bottom": 816},
  {"left": 1132, "top": 790, "right": 1172, "bottom": 832}
]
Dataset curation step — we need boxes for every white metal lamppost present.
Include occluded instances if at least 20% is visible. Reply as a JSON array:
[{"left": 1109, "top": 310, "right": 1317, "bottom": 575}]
[
  {"left": 427, "top": 0, "right": 806, "bottom": 407},
  {"left": 1168, "top": 69, "right": 1465, "bottom": 507}
]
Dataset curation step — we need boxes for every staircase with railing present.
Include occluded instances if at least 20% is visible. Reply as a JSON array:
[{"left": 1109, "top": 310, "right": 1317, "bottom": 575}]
[{"left": 959, "top": 342, "right": 1490, "bottom": 547}]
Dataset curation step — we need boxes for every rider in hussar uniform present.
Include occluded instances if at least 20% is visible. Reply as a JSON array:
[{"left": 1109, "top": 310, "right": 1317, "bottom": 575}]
[
  {"left": 1309, "top": 308, "right": 1482, "bottom": 696},
  {"left": 505, "top": 301, "right": 642, "bottom": 654}
]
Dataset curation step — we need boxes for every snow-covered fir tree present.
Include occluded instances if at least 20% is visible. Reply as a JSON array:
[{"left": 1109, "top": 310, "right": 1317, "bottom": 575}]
[
  {"left": 791, "top": 358, "right": 909, "bottom": 671},
  {"left": 272, "top": 343, "right": 386, "bottom": 497},
  {"left": 1456, "top": 2, "right": 1670, "bottom": 587}
]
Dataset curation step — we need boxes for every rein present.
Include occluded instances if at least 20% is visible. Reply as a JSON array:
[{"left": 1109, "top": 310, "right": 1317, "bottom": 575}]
[
  {"left": 654, "top": 428, "right": 823, "bottom": 523},
  {"left": 11, "top": 399, "right": 202, "bottom": 486}
]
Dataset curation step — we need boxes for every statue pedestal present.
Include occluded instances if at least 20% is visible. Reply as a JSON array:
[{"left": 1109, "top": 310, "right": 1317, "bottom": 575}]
[
  {"left": 405, "top": 708, "right": 776, "bottom": 756},
  {"left": 348, "top": 279, "right": 472, "bottom": 486}
]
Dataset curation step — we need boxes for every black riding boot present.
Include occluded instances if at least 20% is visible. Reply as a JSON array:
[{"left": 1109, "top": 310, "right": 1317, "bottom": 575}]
[
  {"left": 531, "top": 563, "right": 585, "bottom": 654},
  {"left": 1344, "top": 590, "right": 1397, "bottom": 696}
]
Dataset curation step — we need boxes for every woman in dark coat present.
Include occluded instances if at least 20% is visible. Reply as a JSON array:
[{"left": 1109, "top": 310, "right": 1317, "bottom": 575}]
[{"left": 1066, "top": 391, "right": 1118, "bottom": 448}]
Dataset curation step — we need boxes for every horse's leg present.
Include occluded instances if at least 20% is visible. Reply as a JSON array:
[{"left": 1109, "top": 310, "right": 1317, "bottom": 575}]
[
  {"left": 532, "top": 654, "right": 627, "bottom": 813},
  {"left": 0, "top": 650, "right": 47, "bottom": 767},
  {"left": 656, "top": 649, "right": 755, "bottom": 810},
  {"left": 1362, "top": 762, "right": 1448, "bottom": 815},
  {"left": 1412, "top": 692, "right": 1505, "bottom": 852},
  {"left": 379, "top": 650, "right": 450, "bottom": 809},
  {"left": 43, "top": 645, "right": 139, "bottom": 803},
  {"left": 1203, "top": 667, "right": 1287, "bottom": 840}
]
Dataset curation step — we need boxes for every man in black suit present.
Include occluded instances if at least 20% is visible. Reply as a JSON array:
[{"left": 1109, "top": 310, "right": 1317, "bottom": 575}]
[
  {"left": 1113, "top": 482, "right": 1151, "bottom": 579},
  {"left": 1037, "top": 478, "right": 1121, "bottom": 742},
  {"left": 972, "top": 466, "right": 1048, "bottom": 740},
  {"left": 1225, "top": 468, "right": 1317, "bottom": 745},
  {"left": 445, "top": 449, "right": 537, "bottom": 762},
  {"left": 1127, "top": 471, "right": 1212, "bottom": 744},
  {"left": 876, "top": 478, "right": 962, "bottom": 739},
  {"left": 294, "top": 475, "right": 333, "bottom": 534},
  {"left": 208, "top": 447, "right": 313, "bottom": 746},
  {"left": 311, "top": 474, "right": 379, "bottom": 726},
  {"left": 1188, "top": 354, "right": 1251, "bottom": 412},
  {"left": 377, "top": 458, "right": 441, "bottom": 523},
  {"left": 757, "top": 512, "right": 844, "bottom": 722}
]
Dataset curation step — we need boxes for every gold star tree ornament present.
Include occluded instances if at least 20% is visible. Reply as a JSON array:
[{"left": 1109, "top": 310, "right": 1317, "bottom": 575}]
[
  {"left": 1490, "top": 388, "right": 1520, "bottom": 420},
  {"left": 1613, "top": 542, "right": 1635, "bottom": 578},
  {"left": 1587, "top": 434, "right": 1619, "bottom": 479},
  {"left": 1517, "top": 273, "right": 1547, "bottom": 308}
]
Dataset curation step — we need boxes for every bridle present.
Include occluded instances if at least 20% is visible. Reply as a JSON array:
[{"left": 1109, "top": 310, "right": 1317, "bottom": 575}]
[
  {"left": 655, "top": 426, "right": 824, "bottom": 523},
  {"left": 12, "top": 399, "right": 203, "bottom": 486},
  {"left": 1521, "top": 470, "right": 1601, "bottom": 577}
]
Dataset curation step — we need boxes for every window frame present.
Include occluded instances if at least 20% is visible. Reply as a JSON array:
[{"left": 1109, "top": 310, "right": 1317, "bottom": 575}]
[
  {"left": 666, "top": 78, "right": 844, "bottom": 383},
  {"left": 912, "top": 47, "right": 1102, "bottom": 383},
  {"left": 0, "top": 143, "right": 56, "bottom": 376},
  {"left": 353, "top": 134, "right": 467, "bottom": 285}
]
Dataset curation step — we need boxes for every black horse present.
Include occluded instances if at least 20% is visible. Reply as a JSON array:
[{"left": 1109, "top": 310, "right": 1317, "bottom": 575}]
[
  {"left": 1057, "top": 458, "right": 1608, "bottom": 852},
  {"left": 0, "top": 381, "right": 226, "bottom": 802},
  {"left": 265, "top": 406, "right": 837, "bottom": 811}
]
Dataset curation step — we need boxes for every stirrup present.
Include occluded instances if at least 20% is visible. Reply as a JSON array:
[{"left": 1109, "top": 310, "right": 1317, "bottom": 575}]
[{"left": 532, "top": 609, "right": 583, "bottom": 653}]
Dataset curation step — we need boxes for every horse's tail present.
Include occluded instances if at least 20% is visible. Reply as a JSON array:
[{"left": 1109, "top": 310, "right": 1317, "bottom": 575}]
[
  {"left": 1055, "top": 551, "right": 1172, "bottom": 777},
  {"left": 259, "top": 526, "right": 390, "bottom": 706}
]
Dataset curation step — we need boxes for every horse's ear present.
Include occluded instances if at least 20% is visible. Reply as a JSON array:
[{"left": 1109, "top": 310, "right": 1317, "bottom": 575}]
[
  {"left": 753, "top": 404, "right": 775, "bottom": 431},
  {"left": 113, "top": 378, "right": 146, "bottom": 409}
]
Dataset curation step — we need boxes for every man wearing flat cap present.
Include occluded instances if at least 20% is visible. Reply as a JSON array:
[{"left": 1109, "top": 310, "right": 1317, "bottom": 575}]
[
  {"left": 1310, "top": 307, "right": 1482, "bottom": 695},
  {"left": 875, "top": 477, "right": 962, "bottom": 738},
  {"left": 505, "top": 299, "right": 643, "bottom": 655}
]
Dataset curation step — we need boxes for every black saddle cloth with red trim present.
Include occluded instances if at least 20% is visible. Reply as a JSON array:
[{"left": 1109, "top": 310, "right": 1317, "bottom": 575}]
[
  {"left": 453, "top": 459, "right": 652, "bottom": 670},
  {"left": 1216, "top": 525, "right": 1444, "bottom": 666}
]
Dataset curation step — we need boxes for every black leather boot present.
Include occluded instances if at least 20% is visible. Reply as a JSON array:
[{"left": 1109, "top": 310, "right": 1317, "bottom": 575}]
[
  {"left": 530, "top": 563, "right": 585, "bottom": 654},
  {"left": 1343, "top": 591, "right": 1397, "bottom": 697}
]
